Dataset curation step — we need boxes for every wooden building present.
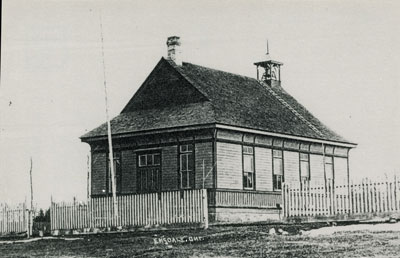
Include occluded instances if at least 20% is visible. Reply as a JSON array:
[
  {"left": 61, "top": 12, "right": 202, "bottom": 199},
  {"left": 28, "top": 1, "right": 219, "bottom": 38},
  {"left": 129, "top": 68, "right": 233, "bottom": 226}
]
[{"left": 81, "top": 36, "right": 356, "bottom": 223}]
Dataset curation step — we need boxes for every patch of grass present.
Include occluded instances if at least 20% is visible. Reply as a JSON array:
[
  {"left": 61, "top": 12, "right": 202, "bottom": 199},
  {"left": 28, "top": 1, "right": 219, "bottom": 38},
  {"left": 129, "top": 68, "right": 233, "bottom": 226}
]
[{"left": 1, "top": 223, "right": 400, "bottom": 257}]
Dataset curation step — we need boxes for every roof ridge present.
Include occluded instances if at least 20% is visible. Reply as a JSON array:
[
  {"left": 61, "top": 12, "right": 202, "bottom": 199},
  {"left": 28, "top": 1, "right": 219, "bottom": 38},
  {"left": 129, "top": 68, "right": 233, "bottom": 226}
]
[
  {"left": 259, "top": 81, "right": 324, "bottom": 137},
  {"left": 182, "top": 61, "right": 257, "bottom": 82}
]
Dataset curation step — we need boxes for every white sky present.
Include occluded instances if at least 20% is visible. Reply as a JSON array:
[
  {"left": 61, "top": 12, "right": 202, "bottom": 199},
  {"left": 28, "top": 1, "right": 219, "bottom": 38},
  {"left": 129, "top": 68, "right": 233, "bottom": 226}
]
[{"left": 1, "top": 0, "right": 399, "bottom": 208}]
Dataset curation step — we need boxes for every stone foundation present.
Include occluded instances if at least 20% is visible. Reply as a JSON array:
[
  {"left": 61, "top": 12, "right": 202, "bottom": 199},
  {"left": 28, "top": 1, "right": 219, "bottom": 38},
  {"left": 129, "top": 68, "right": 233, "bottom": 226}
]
[{"left": 209, "top": 207, "right": 282, "bottom": 223}]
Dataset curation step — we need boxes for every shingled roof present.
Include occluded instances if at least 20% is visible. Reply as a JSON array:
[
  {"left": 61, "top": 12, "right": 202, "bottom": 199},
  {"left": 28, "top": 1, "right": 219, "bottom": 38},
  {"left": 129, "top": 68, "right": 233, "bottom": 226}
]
[{"left": 81, "top": 57, "right": 354, "bottom": 145}]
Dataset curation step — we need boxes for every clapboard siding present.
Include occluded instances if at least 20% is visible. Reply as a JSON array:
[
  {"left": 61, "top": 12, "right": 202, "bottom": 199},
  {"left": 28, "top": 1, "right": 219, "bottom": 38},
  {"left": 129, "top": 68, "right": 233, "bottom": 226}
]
[
  {"left": 121, "top": 150, "right": 136, "bottom": 194},
  {"left": 91, "top": 152, "right": 107, "bottom": 195},
  {"left": 334, "top": 157, "right": 348, "bottom": 186},
  {"left": 255, "top": 147, "right": 273, "bottom": 191},
  {"left": 217, "top": 142, "right": 242, "bottom": 189},
  {"left": 162, "top": 145, "right": 179, "bottom": 191},
  {"left": 310, "top": 154, "right": 325, "bottom": 185},
  {"left": 195, "top": 142, "right": 214, "bottom": 189},
  {"left": 283, "top": 151, "right": 300, "bottom": 187}
]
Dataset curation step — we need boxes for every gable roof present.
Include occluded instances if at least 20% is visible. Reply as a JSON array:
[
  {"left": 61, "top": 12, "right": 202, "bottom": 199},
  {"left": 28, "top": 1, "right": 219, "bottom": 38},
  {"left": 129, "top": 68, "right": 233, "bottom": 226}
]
[{"left": 81, "top": 57, "right": 355, "bottom": 146}]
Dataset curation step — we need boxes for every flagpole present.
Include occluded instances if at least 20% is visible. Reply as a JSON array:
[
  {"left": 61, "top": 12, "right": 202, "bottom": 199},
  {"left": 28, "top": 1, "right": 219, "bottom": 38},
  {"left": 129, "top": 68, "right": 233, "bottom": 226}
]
[{"left": 99, "top": 11, "right": 118, "bottom": 221}]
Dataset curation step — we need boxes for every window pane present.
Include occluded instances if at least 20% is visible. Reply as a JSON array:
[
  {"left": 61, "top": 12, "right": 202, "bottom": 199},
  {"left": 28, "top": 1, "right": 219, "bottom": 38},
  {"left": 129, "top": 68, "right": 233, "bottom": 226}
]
[
  {"left": 179, "top": 148, "right": 193, "bottom": 189},
  {"left": 273, "top": 175, "right": 282, "bottom": 190},
  {"left": 243, "top": 155, "right": 253, "bottom": 172},
  {"left": 300, "top": 161, "right": 309, "bottom": 177},
  {"left": 188, "top": 153, "right": 194, "bottom": 171},
  {"left": 247, "top": 173, "right": 253, "bottom": 188},
  {"left": 139, "top": 155, "right": 146, "bottom": 167},
  {"left": 243, "top": 172, "right": 253, "bottom": 189},
  {"left": 153, "top": 154, "right": 161, "bottom": 165},
  {"left": 147, "top": 154, "right": 153, "bottom": 166},
  {"left": 243, "top": 146, "right": 253, "bottom": 154},
  {"left": 273, "top": 158, "right": 283, "bottom": 175},
  {"left": 273, "top": 150, "right": 282, "bottom": 158},
  {"left": 180, "top": 145, "right": 186, "bottom": 152},
  {"left": 155, "top": 168, "right": 160, "bottom": 191},
  {"left": 181, "top": 154, "right": 188, "bottom": 171}
]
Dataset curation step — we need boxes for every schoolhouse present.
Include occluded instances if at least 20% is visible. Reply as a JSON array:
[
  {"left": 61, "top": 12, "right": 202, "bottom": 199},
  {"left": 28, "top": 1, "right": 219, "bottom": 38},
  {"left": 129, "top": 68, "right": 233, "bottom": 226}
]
[{"left": 81, "top": 36, "right": 356, "bottom": 222}]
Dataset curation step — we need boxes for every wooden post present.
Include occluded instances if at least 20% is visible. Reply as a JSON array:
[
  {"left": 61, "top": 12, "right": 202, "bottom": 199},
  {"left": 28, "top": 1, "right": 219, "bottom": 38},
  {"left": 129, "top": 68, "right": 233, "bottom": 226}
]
[
  {"left": 98, "top": 11, "right": 118, "bottom": 222},
  {"left": 202, "top": 189, "right": 208, "bottom": 229},
  {"left": 28, "top": 157, "right": 33, "bottom": 238},
  {"left": 281, "top": 184, "right": 286, "bottom": 218},
  {"left": 202, "top": 160, "right": 205, "bottom": 189},
  {"left": 394, "top": 175, "right": 398, "bottom": 211},
  {"left": 87, "top": 155, "right": 90, "bottom": 200}
]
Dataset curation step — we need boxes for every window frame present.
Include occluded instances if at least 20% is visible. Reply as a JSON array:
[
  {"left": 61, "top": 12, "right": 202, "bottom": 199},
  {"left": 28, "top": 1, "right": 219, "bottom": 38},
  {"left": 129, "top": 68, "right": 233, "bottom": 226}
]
[
  {"left": 299, "top": 152, "right": 310, "bottom": 182},
  {"left": 272, "top": 149, "right": 284, "bottom": 191},
  {"left": 138, "top": 153, "right": 161, "bottom": 167},
  {"left": 242, "top": 145, "right": 255, "bottom": 190},
  {"left": 324, "top": 155, "right": 334, "bottom": 181},
  {"left": 136, "top": 151, "right": 162, "bottom": 193},
  {"left": 179, "top": 144, "right": 194, "bottom": 189}
]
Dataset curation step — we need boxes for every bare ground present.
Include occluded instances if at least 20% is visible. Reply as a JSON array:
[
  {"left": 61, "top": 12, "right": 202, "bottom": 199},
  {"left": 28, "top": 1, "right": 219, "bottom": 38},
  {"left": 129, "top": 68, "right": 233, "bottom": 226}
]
[{"left": 1, "top": 223, "right": 400, "bottom": 258}]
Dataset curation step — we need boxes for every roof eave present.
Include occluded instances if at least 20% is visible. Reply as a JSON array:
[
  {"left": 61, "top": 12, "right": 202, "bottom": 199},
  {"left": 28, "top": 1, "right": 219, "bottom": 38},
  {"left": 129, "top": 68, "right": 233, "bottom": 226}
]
[
  {"left": 215, "top": 124, "right": 357, "bottom": 148},
  {"left": 80, "top": 123, "right": 217, "bottom": 143}
]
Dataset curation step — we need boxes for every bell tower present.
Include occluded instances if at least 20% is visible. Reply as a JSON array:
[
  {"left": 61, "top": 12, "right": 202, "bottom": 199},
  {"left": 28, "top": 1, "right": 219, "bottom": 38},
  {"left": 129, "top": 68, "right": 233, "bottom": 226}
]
[{"left": 254, "top": 42, "right": 283, "bottom": 88}]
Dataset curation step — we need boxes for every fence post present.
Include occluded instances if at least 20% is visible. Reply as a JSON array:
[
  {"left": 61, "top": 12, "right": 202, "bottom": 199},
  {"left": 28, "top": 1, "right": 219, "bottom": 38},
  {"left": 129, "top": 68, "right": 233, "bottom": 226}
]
[
  {"left": 202, "top": 189, "right": 208, "bottom": 229},
  {"left": 281, "top": 184, "right": 286, "bottom": 218}
]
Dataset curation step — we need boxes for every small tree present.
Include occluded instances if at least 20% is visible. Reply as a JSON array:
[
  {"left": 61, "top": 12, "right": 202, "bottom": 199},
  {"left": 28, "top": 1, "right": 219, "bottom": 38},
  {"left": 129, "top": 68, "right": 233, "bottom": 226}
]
[{"left": 34, "top": 208, "right": 50, "bottom": 222}]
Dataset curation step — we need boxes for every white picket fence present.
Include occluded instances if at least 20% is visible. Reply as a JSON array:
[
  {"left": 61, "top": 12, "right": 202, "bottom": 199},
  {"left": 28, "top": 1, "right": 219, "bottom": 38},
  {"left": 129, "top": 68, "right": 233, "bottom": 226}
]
[
  {"left": 51, "top": 189, "right": 208, "bottom": 231},
  {"left": 282, "top": 177, "right": 400, "bottom": 218},
  {"left": 0, "top": 202, "right": 31, "bottom": 235}
]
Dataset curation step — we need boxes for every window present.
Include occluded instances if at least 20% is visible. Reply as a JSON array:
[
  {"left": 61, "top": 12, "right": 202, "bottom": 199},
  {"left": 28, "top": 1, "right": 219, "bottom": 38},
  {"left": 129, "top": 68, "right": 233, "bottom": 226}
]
[
  {"left": 107, "top": 151, "right": 121, "bottom": 194},
  {"left": 300, "top": 153, "right": 310, "bottom": 182},
  {"left": 325, "top": 156, "right": 334, "bottom": 181},
  {"left": 137, "top": 152, "right": 161, "bottom": 192},
  {"left": 138, "top": 153, "right": 161, "bottom": 167},
  {"left": 273, "top": 150, "right": 283, "bottom": 190},
  {"left": 180, "top": 144, "right": 194, "bottom": 189},
  {"left": 243, "top": 146, "right": 254, "bottom": 189}
]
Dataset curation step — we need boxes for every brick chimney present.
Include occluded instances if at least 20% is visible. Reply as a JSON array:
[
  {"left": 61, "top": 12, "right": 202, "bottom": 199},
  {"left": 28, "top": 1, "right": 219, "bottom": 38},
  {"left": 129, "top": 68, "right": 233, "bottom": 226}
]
[{"left": 166, "top": 36, "right": 182, "bottom": 66}]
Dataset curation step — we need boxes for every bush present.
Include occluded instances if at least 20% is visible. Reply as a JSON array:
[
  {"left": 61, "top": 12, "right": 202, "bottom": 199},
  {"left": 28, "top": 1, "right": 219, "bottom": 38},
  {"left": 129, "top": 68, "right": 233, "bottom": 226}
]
[{"left": 34, "top": 208, "right": 50, "bottom": 222}]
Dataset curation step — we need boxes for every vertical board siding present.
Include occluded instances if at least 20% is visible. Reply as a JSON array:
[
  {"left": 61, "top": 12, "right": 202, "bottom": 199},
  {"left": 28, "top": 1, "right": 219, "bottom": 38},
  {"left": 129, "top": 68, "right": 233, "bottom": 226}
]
[
  {"left": 216, "top": 142, "right": 242, "bottom": 189},
  {"left": 91, "top": 152, "right": 107, "bottom": 195},
  {"left": 255, "top": 147, "right": 273, "bottom": 191},
  {"left": 195, "top": 142, "right": 214, "bottom": 188},
  {"left": 51, "top": 189, "right": 207, "bottom": 231},
  {"left": 0, "top": 203, "right": 29, "bottom": 235},
  {"left": 121, "top": 150, "right": 136, "bottom": 193},
  {"left": 283, "top": 178, "right": 400, "bottom": 218},
  {"left": 162, "top": 145, "right": 178, "bottom": 191}
]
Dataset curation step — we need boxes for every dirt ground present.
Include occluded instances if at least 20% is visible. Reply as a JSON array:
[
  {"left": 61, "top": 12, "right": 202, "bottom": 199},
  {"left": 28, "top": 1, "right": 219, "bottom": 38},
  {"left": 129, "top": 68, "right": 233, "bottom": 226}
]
[{"left": 1, "top": 223, "right": 400, "bottom": 258}]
